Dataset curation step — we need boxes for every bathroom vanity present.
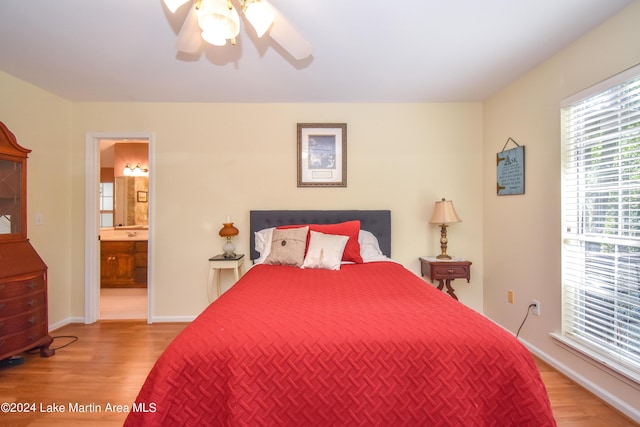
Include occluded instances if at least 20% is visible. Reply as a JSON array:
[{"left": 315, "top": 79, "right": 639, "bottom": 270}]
[{"left": 100, "top": 229, "right": 148, "bottom": 288}]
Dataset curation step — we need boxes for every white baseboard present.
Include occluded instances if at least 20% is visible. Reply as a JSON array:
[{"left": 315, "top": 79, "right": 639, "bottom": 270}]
[
  {"left": 49, "top": 317, "right": 84, "bottom": 332},
  {"left": 149, "top": 315, "right": 195, "bottom": 323},
  {"left": 519, "top": 337, "right": 640, "bottom": 423},
  {"left": 49, "top": 315, "right": 193, "bottom": 330}
]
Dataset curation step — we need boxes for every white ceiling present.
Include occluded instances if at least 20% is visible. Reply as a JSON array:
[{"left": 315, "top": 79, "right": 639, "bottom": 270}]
[{"left": 0, "top": 0, "right": 633, "bottom": 103}]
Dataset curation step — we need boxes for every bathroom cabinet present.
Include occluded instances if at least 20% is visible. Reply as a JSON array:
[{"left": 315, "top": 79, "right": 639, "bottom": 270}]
[{"left": 100, "top": 240, "right": 147, "bottom": 288}]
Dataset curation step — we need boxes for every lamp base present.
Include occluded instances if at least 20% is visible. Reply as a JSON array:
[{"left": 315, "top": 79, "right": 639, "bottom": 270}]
[
  {"left": 436, "top": 224, "right": 452, "bottom": 260},
  {"left": 222, "top": 240, "right": 236, "bottom": 258}
]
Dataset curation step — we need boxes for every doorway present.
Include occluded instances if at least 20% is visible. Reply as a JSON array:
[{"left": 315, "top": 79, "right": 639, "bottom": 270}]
[{"left": 85, "top": 132, "right": 154, "bottom": 324}]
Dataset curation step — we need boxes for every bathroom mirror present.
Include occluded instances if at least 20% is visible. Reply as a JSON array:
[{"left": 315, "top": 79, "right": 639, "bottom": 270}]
[{"left": 115, "top": 176, "right": 148, "bottom": 227}]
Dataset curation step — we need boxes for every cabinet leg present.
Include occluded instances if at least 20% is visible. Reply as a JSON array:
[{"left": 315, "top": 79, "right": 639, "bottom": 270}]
[
  {"left": 444, "top": 279, "right": 458, "bottom": 300},
  {"left": 38, "top": 335, "right": 55, "bottom": 357}
]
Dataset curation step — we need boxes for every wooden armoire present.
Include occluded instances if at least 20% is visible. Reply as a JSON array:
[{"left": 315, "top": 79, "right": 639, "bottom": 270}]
[{"left": 0, "top": 121, "right": 54, "bottom": 361}]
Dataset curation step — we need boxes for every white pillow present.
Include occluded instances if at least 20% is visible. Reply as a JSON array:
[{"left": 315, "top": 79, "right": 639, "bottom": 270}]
[
  {"left": 302, "top": 231, "right": 349, "bottom": 270},
  {"left": 358, "top": 229, "right": 383, "bottom": 261},
  {"left": 254, "top": 227, "right": 274, "bottom": 264}
]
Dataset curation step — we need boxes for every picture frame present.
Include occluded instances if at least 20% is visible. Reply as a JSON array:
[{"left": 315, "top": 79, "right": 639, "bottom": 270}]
[
  {"left": 297, "top": 123, "right": 347, "bottom": 187},
  {"left": 137, "top": 191, "right": 148, "bottom": 202},
  {"left": 496, "top": 144, "right": 525, "bottom": 196}
]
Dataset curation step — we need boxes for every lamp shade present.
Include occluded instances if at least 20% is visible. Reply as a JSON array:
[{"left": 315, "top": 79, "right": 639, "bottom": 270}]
[
  {"left": 429, "top": 198, "right": 461, "bottom": 225},
  {"left": 219, "top": 222, "right": 239, "bottom": 238},
  {"left": 198, "top": 0, "right": 240, "bottom": 46},
  {"left": 244, "top": 0, "right": 274, "bottom": 37}
]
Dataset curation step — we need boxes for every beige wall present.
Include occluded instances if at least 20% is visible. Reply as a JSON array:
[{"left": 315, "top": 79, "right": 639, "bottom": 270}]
[
  {"left": 483, "top": 2, "right": 640, "bottom": 418},
  {"left": 0, "top": 72, "right": 73, "bottom": 327},
  {"left": 0, "top": 74, "right": 485, "bottom": 325},
  {"left": 72, "top": 102, "right": 484, "bottom": 318}
]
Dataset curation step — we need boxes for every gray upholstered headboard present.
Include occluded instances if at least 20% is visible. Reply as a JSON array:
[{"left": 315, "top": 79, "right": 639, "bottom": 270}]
[{"left": 250, "top": 210, "right": 391, "bottom": 261}]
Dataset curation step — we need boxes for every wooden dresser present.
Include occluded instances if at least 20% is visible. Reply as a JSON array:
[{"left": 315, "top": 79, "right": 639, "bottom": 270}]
[
  {"left": 0, "top": 121, "right": 54, "bottom": 361},
  {"left": 0, "top": 241, "right": 53, "bottom": 360}
]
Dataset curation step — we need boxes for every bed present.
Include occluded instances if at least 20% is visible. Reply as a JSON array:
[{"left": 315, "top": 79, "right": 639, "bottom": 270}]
[{"left": 125, "top": 210, "right": 555, "bottom": 426}]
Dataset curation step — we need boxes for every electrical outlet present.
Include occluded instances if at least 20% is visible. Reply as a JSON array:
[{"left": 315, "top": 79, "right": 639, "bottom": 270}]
[
  {"left": 507, "top": 290, "right": 514, "bottom": 304},
  {"left": 531, "top": 299, "right": 540, "bottom": 316}
]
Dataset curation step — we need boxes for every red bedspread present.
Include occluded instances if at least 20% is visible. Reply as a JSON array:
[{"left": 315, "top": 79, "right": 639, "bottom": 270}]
[{"left": 125, "top": 262, "right": 555, "bottom": 426}]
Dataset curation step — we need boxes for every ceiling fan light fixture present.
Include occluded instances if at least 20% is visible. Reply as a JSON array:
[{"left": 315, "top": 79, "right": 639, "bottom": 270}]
[
  {"left": 201, "top": 30, "right": 227, "bottom": 46},
  {"left": 198, "top": 0, "right": 240, "bottom": 45},
  {"left": 244, "top": 0, "right": 274, "bottom": 37}
]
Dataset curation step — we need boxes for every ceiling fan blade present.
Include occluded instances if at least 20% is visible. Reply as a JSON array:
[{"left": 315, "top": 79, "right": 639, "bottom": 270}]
[
  {"left": 163, "top": 0, "right": 192, "bottom": 14},
  {"left": 175, "top": 1, "right": 202, "bottom": 54},
  {"left": 263, "top": 2, "right": 313, "bottom": 60}
]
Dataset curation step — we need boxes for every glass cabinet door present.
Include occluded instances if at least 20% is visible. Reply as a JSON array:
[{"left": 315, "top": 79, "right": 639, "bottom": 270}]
[{"left": 0, "top": 158, "right": 24, "bottom": 237}]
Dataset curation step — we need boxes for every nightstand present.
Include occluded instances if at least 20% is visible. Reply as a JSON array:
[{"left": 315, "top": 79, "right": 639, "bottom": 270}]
[
  {"left": 419, "top": 256, "right": 472, "bottom": 300},
  {"left": 208, "top": 254, "right": 245, "bottom": 302}
]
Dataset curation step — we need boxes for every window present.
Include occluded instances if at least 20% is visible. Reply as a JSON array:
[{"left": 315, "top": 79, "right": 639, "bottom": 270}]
[
  {"left": 100, "top": 182, "right": 114, "bottom": 228},
  {"left": 561, "top": 65, "right": 640, "bottom": 376}
]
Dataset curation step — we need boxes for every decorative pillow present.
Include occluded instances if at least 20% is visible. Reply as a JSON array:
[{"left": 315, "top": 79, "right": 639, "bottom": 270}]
[
  {"left": 302, "top": 231, "right": 349, "bottom": 270},
  {"left": 310, "top": 221, "right": 363, "bottom": 264},
  {"left": 254, "top": 227, "right": 274, "bottom": 263},
  {"left": 279, "top": 220, "right": 363, "bottom": 264},
  {"left": 358, "top": 229, "right": 383, "bottom": 261},
  {"left": 264, "top": 226, "right": 309, "bottom": 267}
]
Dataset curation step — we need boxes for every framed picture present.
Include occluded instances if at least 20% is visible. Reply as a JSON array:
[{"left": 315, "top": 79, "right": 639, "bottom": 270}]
[
  {"left": 297, "top": 123, "right": 347, "bottom": 187},
  {"left": 496, "top": 145, "right": 525, "bottom": 195},
  {"left": 137, "top": 191, "right": 148, "bottom": 202}
]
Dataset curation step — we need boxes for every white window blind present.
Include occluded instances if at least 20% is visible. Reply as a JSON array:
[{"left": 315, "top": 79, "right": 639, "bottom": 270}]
[
  {"left": 100, "top": 182, "right": 114, "bottom": 228},
  {"left": 561, "top": 65, "right": 640, "bottom": 374}
]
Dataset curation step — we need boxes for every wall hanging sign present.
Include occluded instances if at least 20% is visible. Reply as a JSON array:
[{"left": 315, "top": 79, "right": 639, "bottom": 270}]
[
  {"left": 297, "top": 123, "right": 347, "bottom": 187},
  {"left": 496, "top": 137, "right": 525, "bottom": 196}
]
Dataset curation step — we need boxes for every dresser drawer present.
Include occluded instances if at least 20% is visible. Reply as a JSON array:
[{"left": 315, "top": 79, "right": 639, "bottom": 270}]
[
  {"left": 0, "top": 324, "right": 48, "bottom": 355},
  {"left": 430, "top": 264, "right": 470, "bottom": 280},
  {"left": 0, "top": 292, "right": 46, "bottom": 318},
  {"left": 0, "top": 309, "right": 46, "bottom": 336},
  {"left": 0, "top": 275, "right": 45, "bottom": 299},
  {"left": 101, "top": 240, "right": 135, "bottom": 255}
]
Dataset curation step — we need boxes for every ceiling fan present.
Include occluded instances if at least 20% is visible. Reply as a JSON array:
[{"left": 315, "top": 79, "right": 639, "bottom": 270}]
[{"left": 163, "top": 0, "right": 313, "bottom": 60}]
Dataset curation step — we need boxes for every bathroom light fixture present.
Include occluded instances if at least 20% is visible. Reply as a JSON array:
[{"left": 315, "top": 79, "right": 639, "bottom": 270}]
[
  {"left": 219, "top": 219, "right": 239, "bottom": 258},
  {"left": 123, "top": 163, "right": 149, "bottom": 177},
  {"left": 429, "top": 198, "right": 461, "bottom": 260}
]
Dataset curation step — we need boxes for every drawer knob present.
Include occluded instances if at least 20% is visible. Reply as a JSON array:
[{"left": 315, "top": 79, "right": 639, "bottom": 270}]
[
  {"left": 27, "top": 315, "right": 37, "bottom": 324},
  {"left": 27, "top": 299, "right": 37, "bottom": 307},
  {"left": 27, "top": 281, "right": 37, "bottom": 289},
  {"left": 447, "top": 269, "right": 455, "bottom": 273}
]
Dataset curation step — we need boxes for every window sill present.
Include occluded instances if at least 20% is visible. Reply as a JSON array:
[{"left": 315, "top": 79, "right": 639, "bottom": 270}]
[{"left": 551, "top": 333, "right": 640, "bottom": 391}]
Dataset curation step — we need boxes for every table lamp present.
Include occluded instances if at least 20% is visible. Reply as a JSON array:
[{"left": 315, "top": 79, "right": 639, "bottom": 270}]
[
  {"left": 219, "top": 218, "right": 239, "bottom": 258},
  {"left": 429, "top": 198, "right": 461, "bottom": 260}
]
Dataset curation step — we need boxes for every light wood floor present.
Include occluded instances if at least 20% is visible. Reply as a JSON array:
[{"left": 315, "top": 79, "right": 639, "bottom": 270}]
[
  {"left": 100, "top": 288, "right": 147, "bottom": 320},
  {"left": 0, "top": 321, "right": 637, "bottom": 426}
]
